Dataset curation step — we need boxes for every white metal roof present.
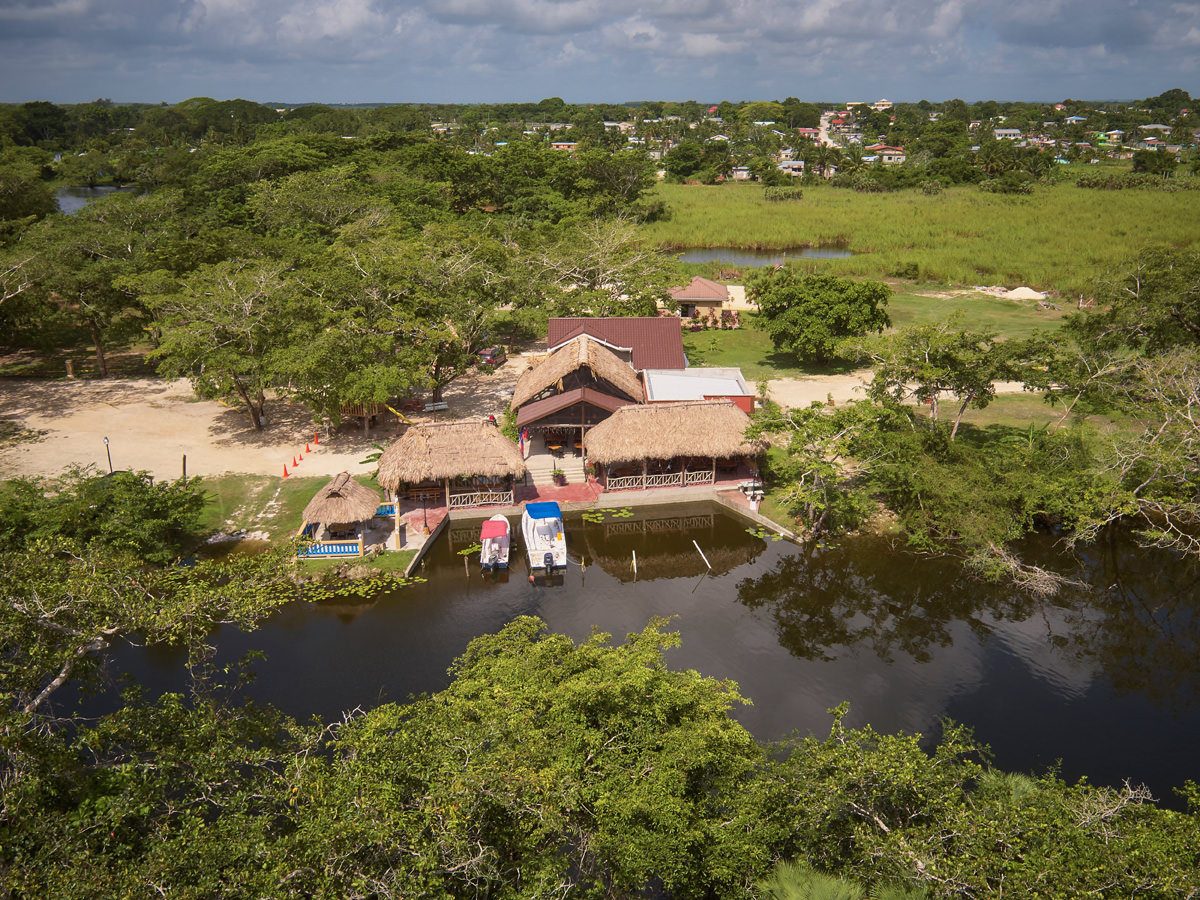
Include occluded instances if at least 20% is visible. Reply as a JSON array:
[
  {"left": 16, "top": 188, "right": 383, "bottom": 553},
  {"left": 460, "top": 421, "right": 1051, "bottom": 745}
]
[{"left": 643, "top": 367, "right": 751, "bottom": 402}]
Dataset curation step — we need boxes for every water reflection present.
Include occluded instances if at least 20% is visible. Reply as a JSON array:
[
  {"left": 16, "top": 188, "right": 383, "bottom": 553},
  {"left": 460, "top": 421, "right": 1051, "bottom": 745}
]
[
  {"left": 736, "top": 532, "right": 1200, "bottom": 712},
  {"left": 737, "top": 538, "right": 1036, "bottom": 663},
  {"left": 91, "top": 504, "right": 1200, "bottom": 806},
  {"left": 54, "top": 185, "right": 134, "bottom": 215}
]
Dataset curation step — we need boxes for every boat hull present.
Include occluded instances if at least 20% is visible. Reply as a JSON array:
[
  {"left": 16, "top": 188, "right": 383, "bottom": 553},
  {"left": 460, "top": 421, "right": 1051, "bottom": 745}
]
[
  {"left": 479, "top": 515, "right": 511, "bottom": 571},
  {"left": 521, "top": 502, "right": 567, "bottom": 570}
]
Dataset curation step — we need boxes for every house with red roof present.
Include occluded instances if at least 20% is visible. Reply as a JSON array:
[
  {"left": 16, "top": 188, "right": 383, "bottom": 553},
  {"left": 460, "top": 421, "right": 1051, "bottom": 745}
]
[
  {"left": 547, "top": 317, "right": 687, "bottom": 371},
  {"left": 668, "top": 276, "right": 730, "bottom": 319},
  {"left": 864, "top": 144, "right": 906, "bottom": 164}
]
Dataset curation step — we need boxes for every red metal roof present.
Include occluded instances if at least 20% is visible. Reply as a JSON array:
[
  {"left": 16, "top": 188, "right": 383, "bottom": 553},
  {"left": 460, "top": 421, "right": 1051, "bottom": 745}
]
[
  {"left": 515, "top": 387, "right": 635, "bottom": 428},
  {"left": 668, "top": 276, "right": 729, "bottom": 302},
  {"left": 547, "top": 317, "right": 686, "bottom": 371}
]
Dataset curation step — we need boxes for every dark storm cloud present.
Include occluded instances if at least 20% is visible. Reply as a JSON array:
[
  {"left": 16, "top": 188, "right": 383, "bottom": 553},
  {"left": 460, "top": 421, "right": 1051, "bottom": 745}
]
[{"left": 0, "top": 0, "right": 1195, "bottom": 103}]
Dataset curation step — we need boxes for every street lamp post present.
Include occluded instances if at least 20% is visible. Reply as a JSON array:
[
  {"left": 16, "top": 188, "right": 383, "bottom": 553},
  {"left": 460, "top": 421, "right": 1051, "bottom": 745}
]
[{"left": 103, "top": 436, "right": 113, "bottom": 474}]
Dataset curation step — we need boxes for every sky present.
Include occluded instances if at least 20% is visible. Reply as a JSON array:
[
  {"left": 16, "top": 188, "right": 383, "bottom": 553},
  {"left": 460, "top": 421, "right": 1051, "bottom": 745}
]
[{"left": 1, "top": 0, "right": 1197, "bottom": 106}]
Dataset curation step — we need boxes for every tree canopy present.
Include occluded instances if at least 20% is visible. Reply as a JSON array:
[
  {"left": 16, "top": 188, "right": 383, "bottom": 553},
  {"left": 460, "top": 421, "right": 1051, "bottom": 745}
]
[{"left": 748, "top": 270, "right": 891, "bottom": 365}]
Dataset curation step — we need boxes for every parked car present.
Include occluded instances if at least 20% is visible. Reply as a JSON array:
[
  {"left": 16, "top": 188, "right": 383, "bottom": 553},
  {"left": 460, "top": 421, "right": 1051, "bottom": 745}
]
[{"left": 477, "top": 346, "right": 507, "bottom": 369}]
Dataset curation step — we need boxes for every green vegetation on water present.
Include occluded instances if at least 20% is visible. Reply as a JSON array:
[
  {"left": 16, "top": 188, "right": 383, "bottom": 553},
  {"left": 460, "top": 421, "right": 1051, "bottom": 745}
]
[{"left": 643, "top": 181, "right": 1200, "bottom": 295}]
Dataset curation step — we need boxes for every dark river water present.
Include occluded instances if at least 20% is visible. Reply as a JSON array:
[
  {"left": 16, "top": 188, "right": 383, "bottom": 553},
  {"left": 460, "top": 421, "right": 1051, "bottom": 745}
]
[
  {"left": 54, "top": 185, "right": 133, "bottom": 214},
  {"left": 103, "top": 502, "right": 1199, "bottom": 807},
  {"left": 675, "top": 247, "right": 854, "bottom": 265}
]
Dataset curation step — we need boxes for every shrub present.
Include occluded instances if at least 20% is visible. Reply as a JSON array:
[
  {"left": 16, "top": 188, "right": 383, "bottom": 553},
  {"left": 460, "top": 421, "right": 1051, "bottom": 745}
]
[{"left": 763, "top": 186, "right": 804, "bottom": 203}]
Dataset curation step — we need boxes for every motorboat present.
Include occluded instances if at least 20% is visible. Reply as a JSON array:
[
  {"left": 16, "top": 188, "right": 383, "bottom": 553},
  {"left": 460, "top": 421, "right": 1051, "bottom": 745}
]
[
  {"left": 479, "top": 515, "right": 511, "bottom": 571},
  {"left": 522, "top": 501, "right": 567, "bottom": 570}
]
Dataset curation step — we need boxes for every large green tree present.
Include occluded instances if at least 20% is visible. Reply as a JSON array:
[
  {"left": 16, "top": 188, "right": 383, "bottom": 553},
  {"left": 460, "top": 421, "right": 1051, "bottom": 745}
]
[
  {"left": 851, "top": 317, "right": 1015, "bottom": 440},
  {"left": 748, "top": 270, "right": 891, "bottom": 366},
  {"left": 148, "top": 258, "right": 306, "bottom": 429}
]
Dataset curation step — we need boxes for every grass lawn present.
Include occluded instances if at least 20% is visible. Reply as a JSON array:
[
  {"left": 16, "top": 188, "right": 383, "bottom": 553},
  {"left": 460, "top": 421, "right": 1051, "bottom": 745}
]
[
  {"left": 684, "top": 286, "right": 1065, "bottom": 380},
  {"left": 197, "top": 473, "right": 386, "bottom": 545},
  {"left": 682, "top": 316, "right": 807, "bottom": 379},
  {"left": 886, "top": 283, "right": 1068, "bottom": 339},
  {"left": 642, "top": 179, "right": 1200, "bottom": 296},
  {"left": 297, "top": 548, "right": 418, "bottom": 577}
]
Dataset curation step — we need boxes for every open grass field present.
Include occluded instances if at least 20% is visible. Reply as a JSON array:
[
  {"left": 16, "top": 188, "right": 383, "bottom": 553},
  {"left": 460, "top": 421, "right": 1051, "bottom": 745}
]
[
  {"left": 197, "top": 473, "right": 327, "bottom": 543},
  {"left": 684, "top": 291, "right": 1064, "bottom": 379},
  {"left": 643, "top": 180, "right": 1200, "bottom": 296},
  {"left": 196, "top": 473, "right": 386, "bottom": 543}
]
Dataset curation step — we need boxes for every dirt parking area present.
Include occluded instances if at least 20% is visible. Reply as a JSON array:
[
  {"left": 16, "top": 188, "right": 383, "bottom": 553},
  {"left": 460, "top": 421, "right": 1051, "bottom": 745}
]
[{"left": 0, "top": 357, "right": 527, "bottom": 482}]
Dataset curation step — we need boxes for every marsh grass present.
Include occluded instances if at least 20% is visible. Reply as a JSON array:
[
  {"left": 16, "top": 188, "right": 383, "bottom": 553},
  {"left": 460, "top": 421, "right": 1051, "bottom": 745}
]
[{"left": 644, "top": 181, "right": 1200, "bottom": 295}]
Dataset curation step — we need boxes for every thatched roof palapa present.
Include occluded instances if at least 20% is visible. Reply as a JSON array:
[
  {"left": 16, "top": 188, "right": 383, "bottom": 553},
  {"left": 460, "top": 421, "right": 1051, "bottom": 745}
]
[
  {"left": 377, "top": 420, "right": 527, "bottom": 492},
  {"left": 511, "top": 335, "right": 642, "bottom": 410},
  {"left": 303, "top": 472, "right": 382, "bottom": 525},
  {"left": 584, "top": 400, "right": 764, "bottom": 465}
]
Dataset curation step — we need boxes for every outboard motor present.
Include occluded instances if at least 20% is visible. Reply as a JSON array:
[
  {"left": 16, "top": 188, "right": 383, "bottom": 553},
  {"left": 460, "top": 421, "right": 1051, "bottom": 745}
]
[{"left": 543, "top": 551, "right": 555, "bottom": 571}]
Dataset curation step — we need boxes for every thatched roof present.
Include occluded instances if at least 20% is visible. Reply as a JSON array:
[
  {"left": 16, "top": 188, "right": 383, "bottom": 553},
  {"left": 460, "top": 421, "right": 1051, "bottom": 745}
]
[
  {"left": 516, "top": 387, "right": 635, "bottom": 428},
  {"left": 584, "top": 400, "right": 764, "bottom": 465},
  {"left": 303, "top": 473, "right": 382, "bottom": 525},
  {"left": 376, "top": 420, "right": 526, "bottom": 491},
  {"left": 512, "top": 335, "right": 642, "bottom": 409}
]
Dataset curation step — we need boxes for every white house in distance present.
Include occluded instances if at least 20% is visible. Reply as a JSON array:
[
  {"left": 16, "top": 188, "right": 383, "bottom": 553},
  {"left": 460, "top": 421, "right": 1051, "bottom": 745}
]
[{"left": 864, "top": 144, "right": 906, "bottom": 164}]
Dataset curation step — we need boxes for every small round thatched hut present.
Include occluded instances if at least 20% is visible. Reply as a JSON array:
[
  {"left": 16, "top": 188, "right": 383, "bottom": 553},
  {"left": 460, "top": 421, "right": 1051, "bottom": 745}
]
[
  {"left": 303, "top": 472, "right": 382, "bottom": 527},
  {"left": 376, "top": 420, "right": 527, "bottom": 508}
]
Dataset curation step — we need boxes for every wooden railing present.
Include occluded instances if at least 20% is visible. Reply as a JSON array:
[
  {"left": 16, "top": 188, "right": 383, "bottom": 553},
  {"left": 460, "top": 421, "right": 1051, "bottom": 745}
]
[
  {"left": 603, "top": 470, "right": 714, "bottom": 492},
  {"left": 603, "top": 513, "right": 714, "bottom": 536},
  {"left": 605, "top": 474, "right": 646, "bottom": 491},
  {"left": 297, "top": 537, "right": 363, "bottom": 558},
  {"left": 448, "top": 489, "right": 514, "bottom": 509}
]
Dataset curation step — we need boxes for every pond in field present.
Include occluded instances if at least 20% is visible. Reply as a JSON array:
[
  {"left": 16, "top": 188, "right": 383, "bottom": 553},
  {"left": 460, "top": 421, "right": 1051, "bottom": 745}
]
[
  {"left": 104, "top": 502, "right": 1200, "bottom": 807},
  {"left": 674, "top": 247, "right": 854, "bottom": 266}
]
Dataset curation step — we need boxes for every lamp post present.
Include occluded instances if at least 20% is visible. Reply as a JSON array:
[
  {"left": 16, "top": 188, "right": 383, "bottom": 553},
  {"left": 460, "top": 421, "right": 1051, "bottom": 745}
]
[
  {"left": 103, "top": 436, "right": 113, "bottom": 474},
  {"left": 422, "top": 493, "right": 429, "bottom": 533}
]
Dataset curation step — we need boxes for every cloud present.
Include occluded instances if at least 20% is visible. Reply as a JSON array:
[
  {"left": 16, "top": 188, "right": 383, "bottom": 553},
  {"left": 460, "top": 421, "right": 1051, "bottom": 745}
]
[{"left": 0, "top": 0, "right": 1195, "bottom": 103}]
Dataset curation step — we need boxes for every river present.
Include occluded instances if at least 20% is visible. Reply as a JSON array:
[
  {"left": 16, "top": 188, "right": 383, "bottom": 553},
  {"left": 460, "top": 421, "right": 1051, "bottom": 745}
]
[
  {"left": 103, "top": 502, "right": 1199, "bottom": 807},
  {"left": 54, "top": 185, "right": 133, "bottom": 214}
]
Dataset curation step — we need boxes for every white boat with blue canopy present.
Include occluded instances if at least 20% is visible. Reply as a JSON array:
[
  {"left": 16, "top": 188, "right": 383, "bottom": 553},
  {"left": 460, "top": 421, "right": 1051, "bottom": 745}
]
[{"left": 521, "top": 501, "right": 567, "bottom": 570}]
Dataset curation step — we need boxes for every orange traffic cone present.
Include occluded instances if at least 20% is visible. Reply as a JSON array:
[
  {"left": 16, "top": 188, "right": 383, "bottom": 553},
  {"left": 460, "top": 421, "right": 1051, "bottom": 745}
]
[
  {"left": 305, "top": 442, "right": 311, "bottom": 453},
  {"left": 314, "top": 432, "right": 320, "bottom": 445},
  {"left": 293, "top": 456, "right": 299, "bottom": 467},
  {"left": 283, "top": 465, "right": 289, "bottom": 478}
]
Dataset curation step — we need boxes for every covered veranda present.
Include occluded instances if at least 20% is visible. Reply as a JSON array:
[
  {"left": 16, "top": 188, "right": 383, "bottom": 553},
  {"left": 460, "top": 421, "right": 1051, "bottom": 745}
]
[
  {"left": 376, "top": 419, "right": 528, "bottom": 521},
  {"left": 516, "top": 388, "right": 636, "bottom": 461},
  {"left": 583, "top": 400, "right": 763, "bottom": 493}
]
